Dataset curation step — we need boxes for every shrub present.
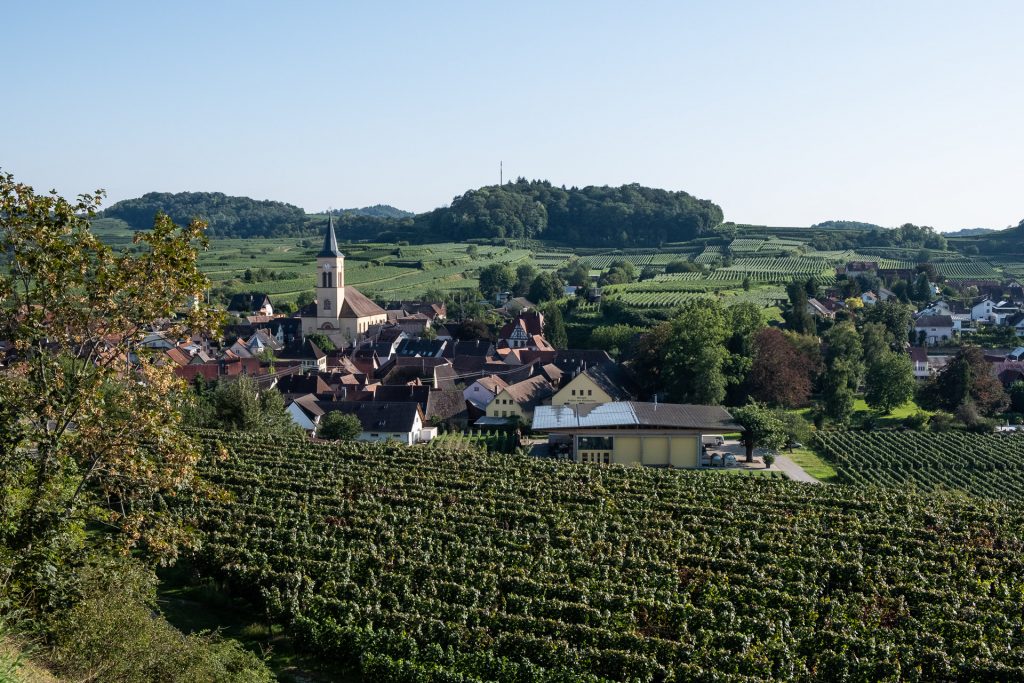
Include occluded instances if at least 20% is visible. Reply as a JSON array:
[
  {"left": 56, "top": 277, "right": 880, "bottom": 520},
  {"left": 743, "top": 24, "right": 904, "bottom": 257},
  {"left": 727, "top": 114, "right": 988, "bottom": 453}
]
[
  {"left": 903, "top": 412, "right": 930, "bottom": 430},
  {"left": 929, "top": 411, "right": 957, "bottom": 432},
  {"left": 49, "top": 559, "right": 273, "bottom": 683},
  {"left": 762, "top": 452, "right": 777, "bottom": 469}
]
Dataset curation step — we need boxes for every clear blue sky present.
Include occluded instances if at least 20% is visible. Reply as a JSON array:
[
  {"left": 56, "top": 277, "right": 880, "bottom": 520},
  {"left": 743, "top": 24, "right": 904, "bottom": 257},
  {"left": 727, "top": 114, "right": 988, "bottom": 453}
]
[{"left": 3, "top": 1, "right": 1022, "bottom": 230}]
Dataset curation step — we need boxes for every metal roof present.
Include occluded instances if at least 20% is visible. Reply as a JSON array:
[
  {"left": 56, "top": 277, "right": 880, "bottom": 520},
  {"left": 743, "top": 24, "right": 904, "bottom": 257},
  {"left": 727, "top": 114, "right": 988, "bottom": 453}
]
[{"left": 532, "top": 401, "right": 737, "bottom": 432}]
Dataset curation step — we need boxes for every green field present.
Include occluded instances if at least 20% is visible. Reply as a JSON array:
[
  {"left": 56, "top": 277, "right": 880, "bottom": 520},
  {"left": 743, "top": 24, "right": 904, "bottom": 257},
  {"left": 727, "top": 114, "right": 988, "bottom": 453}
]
[
  {"left": 815, "top": 430, "right": 1024, "bottom": 501},
  {"left": 179, "top": 429, "right": 1024, "bottom": 681}
]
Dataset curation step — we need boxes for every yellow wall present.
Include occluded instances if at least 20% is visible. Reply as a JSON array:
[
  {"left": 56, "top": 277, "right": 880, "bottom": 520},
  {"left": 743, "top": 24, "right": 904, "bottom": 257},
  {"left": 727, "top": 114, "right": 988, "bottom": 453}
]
[
  {"left": 487, "top": 389, "right": 529, "bottom": 420},
  {"left": 552, "top": 374, "right": 613, "bottom": 406},
  {"left": 670, "top": 436, "right": 698, "bottom": 468},
  {"left": 574, "top": 433, "right": 700, "bottom": 469}
]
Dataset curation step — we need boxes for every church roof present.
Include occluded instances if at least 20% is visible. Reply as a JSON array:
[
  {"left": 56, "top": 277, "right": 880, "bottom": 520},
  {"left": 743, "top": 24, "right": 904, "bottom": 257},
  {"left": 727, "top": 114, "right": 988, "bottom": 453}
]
[
  {"left": 318, "top": 215, "right": 343, "bottom": 258},
  {"left": 339, "top": 287, "right": 387, "bottom": 319}
]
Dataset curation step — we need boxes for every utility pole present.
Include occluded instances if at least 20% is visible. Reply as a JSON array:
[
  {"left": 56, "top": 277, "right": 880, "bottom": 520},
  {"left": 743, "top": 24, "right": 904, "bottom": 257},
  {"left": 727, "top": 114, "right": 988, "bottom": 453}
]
[{"left": 500, "top": 160, "right": 503, "bottom": 186}]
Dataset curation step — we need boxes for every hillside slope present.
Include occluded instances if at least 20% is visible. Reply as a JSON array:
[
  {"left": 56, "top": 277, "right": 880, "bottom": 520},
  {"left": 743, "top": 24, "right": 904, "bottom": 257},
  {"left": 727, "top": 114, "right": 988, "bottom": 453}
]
[{"left": 181, "top": 431, "right": 1024, "bottom": 682}]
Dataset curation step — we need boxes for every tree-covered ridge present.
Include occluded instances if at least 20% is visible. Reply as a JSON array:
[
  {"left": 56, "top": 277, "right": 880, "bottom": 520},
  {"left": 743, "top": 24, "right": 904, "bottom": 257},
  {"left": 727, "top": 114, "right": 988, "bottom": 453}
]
[
  {"left": 422, "top": 179, "right": 725, "bottom": 245},
  {"left": 811, "top": 219, "right": 885, "bottom": 230},
  {"left": 104, "top": 191, "right": 309, "bottom": 237},
  {"left": 333, "top": 204, "right": 413, "bottom": 219}
]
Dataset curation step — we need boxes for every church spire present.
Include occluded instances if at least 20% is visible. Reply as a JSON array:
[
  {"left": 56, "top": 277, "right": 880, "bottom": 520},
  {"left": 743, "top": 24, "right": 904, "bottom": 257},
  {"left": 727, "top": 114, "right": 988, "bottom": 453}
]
[{"left": 318, "top": 214, "right": 342, "bottom": 258}]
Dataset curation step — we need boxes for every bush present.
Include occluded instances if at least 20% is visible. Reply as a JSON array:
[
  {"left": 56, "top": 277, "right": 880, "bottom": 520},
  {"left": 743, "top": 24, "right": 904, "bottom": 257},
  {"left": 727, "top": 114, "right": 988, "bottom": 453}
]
[
  {"left": 49, "top": 558, "right": 273, "bottom": 683},
  {"left": 762, "top": 452, "right": 777, "bottom": 469},
  {"left": 903, "top": 411, "right": 930, "bottom": 430},
  {"left": 929, "top": 411, "right": 957, "bottom": 432}
]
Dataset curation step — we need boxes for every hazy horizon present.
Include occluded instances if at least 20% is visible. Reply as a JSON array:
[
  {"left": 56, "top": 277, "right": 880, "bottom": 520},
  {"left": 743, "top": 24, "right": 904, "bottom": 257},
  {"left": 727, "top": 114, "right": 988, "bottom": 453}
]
[{"left": 4, "top": 1, "right": 1022, "bottom": 232}]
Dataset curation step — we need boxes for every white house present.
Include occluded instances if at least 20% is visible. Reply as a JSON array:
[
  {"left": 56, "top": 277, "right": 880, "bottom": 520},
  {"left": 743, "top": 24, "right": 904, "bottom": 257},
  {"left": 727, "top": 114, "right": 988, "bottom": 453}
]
[
  {"left": 287, "top": 397, "right": 435, "bottom": 445},
  {"left": 909, "top": 347, "right": 930, "bottom": 379},
  {"left": 860, "top": 291, "right": 879, "bottom": 306},
  {"left": 969, "top": 298, "right": 1017, "bottom": 325},
  {"left": 914, "top": 315, "right": 954, "bottom": 345}
]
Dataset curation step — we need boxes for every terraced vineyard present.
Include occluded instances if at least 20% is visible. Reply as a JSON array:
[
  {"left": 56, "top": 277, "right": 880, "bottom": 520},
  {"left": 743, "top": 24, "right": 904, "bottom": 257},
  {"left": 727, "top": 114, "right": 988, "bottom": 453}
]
[
  {"left": 935, "top": 259, "right": 1000, "bottom": 280},
  {"left": 815, "top": 430, "right": 1024, "bottom": 501},
  {"left": 181, "top": 431, "right": 1024, "bottom": 682}
]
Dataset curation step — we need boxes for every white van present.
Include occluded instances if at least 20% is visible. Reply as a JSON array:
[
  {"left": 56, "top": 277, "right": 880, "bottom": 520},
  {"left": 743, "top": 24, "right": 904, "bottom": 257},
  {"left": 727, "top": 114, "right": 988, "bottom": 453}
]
[{"left": 702, "top": 434, "right": 725, "bottom": 448}]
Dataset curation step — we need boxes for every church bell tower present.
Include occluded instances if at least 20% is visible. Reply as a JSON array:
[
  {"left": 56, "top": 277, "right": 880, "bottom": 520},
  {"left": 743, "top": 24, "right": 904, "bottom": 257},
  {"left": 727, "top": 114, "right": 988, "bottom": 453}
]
[{"left": 316, "top": 215, "right": 345, "bottom": 319}]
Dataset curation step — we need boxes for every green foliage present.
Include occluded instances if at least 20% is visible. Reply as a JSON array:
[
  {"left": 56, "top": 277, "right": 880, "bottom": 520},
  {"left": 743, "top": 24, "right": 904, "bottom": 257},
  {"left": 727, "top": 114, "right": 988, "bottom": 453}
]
[
  {"left": 919, "top": 346, "right": 1009, "bottom": 416},
  {"left": 477, "top": 263, "right": 515, "bottom": 298},
  {"left": 426, "top": 179, "right": 724, "bottom": 246},
  {"left": 815, "top": 430, "right": 1024, "bottom": 500},
  {"left": 205, "top": 375, "right": 300, "bottom": 435},
  {"left": 317, "top": 412, "right": 362, "bottom": 441},
  {"left": 540, "top": 302, "right": 567, "bottom": 349},
  {"left": 306, "top": 332, "right": 336, "bottom": 353},
  {"left": 176, "top": 430, "right": 1024, "bottom": 680},
  {"left": 49, "top": 558, "right": 272, "bottom": 683},
  {"left": 662, "top": 300, "right": 728, "bottom": 404},
  {"left": 0, "top": 171, "right": 219, "bottom": 610},
  {"left": 104, "top": 191, "right": 308, "bottom": 238},
  {"left": 864, "top": 351, "right": 916, "bottom": 414},
  {"left": 732, "top": 402, "right": 788, "bottom": 461},
  {"left": 527, "top": 272, "right": 564, "bottom": 303},
  {"left": 588, "top": 324, "right": 643, "bottom": 357}
]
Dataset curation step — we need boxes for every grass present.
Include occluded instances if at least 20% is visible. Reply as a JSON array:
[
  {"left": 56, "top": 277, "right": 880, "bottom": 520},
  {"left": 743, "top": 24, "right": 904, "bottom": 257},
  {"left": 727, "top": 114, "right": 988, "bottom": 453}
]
[
  {"left": 157, "top": 563, "right": 361, "bottom": 683},
  {"left": 785, "top": 446, "right": 838, "bottom": 483},
  {"left": 851, "top": 398, "right": 930, "bottom": 428}
]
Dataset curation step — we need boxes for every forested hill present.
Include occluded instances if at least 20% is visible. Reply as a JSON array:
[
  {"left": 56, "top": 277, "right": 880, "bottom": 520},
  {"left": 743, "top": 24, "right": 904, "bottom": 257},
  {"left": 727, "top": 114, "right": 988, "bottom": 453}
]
[
  {"left": 103, "top": 192, "right": 309, "bottom": 238},
  {"left": 102, "top": 181, "right": 725, "bottom": 245},
  {"left": 418, "top": 180, "right": 724, "bottom": 246}
]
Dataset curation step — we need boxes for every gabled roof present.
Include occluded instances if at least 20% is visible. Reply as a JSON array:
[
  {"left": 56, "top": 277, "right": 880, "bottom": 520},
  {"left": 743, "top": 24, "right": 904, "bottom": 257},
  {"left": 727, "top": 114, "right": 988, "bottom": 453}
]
[
  {"left": 164, "top": 347, "right": 191, "bottom": 367},
  {"left": 908, "top": 347, "right": 928, "bottom": 363},
  {"left": 915, "top": 315, "right": 954, "bottom": 327},
  {"left": 396, "top": 338, "right": 446, "bottom": 357},
  {"left": 319, "top": 215, "right": 343, "bottom": 258},
  {"left": 473, "top": 374, "right": 510, "bottom": 393},
  {"left": 316, "top": 400, "right": 422, "bottom": 433},
  {"left": 339, "top": 287, "right": 386, "bottom": 319},
  {"left": 499, "top": 375, "right": 554, "bottom": 409},
  {"left": 533, "top": 401, "right": 738, "bottom": 432},
  {"left": 227, "top": 292, "right": 271, "bottom": 313},
  {"left": 373, "top": 384, "right": 431, "bottom": 411},
  {"left": 425, "top": 388, "right": 468, "bottom": 422},
  {"left": 277, "top": 337, "right": 326, "bottom": 361},
  {"left": 573, "top": 363, "right": 639, "bottom": 401}
]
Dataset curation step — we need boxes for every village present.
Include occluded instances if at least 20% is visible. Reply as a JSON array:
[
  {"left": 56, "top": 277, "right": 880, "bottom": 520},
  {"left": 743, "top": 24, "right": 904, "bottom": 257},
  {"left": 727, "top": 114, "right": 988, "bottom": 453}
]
[{"left": 128, "top": 217, "right": 1024, "bottom": 475}]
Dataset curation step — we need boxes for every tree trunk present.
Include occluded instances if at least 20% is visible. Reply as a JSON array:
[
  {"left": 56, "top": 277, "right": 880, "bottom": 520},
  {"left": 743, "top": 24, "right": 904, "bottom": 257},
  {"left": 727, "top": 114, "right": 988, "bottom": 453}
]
[{"left": 745, "top": 441, "right": 754, "bottom": 463}]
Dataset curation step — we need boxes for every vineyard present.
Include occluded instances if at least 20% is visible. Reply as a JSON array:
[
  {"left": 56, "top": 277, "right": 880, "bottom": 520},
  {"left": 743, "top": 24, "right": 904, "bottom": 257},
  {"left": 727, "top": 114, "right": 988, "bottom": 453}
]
[
  {"left": 429, "top": 429, "right": 518, "bottom": 454},
  {"left": 815, "top": 430, "right": 1024, "bottom": 501},
  {"left": 179, "top": 431, "right": 1024, "bottom": 682}
]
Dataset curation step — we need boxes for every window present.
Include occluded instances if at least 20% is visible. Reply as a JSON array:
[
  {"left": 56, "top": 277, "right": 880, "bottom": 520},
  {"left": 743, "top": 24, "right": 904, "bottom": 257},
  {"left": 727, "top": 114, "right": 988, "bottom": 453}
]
[
  {"left": 588, "top": 389, "right": 593, "bottom": 396},
  {"left": 579, "top": 436, "right": 613, "bottom": 450},
  {"left": 323, "top": 299, "right": 331, "bottom": 310},
  {"left": 571, "top": 389, "right": 576, "bottom": 396}
]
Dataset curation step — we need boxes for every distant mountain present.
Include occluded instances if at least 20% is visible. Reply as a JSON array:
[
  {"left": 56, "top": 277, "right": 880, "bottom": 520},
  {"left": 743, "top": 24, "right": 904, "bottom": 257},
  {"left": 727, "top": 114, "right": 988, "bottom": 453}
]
[
  {"left": 944, "top": 227, "right": 997, "bottom": 237},
  {"left": 811, "top": 220, "right": 885, "bottom": 231},
  {"left": 333, "top": 204, "right": 413, "bottom": 219}
]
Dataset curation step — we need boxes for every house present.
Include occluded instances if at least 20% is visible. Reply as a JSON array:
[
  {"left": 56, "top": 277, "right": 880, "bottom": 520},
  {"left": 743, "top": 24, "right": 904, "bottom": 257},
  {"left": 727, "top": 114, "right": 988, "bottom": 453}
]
[
  {"left": 909, "top": 347, "right": 930, "bottom": 380},
  {"left": 483, "top": 375, "right": 554, "bottom": 424},
  {"left": 498, "top": 311, "right": 545, "bottom": 349},
  {"left": 300, "top": 216, "right": 389, "bottom": 347},
  {"left": 532, "top": 401, "right": 737, "bottom": 468},
  {"left": 287, "top": 398, "right": 434, "bottom": 445},
  {"left": 395, "top": 338, "right": 447, "bottom": 358},
  {"left": 914, "top": 315, "right": 955, "bottom": 346},
  {"left": 464, "top": 374, "right": 510, "bottom": 411},
  {"left": 860, "top": 291, "right": 879, "bottom": 306},
  {"left": 806, "top": 298, "right": 835, "bottom": 319},
  {"left": 878, "top": 287, "right": 897, "bottom": 302},
  {"left": 227, "top": 292, "right": 273, "bottom": 316},
  {"left": 552, "top": 363, "right": 638, "bottom": 406},
  {"left": 276, "top": 338, "right": 328, "bottom": 371},
  {"left": 971, "top": 298, "right": 1019, "bottom": 325}
]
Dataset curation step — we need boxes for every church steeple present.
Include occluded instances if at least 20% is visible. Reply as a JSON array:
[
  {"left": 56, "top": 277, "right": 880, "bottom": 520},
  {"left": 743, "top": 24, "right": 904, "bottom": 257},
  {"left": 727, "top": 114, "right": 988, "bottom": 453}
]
[{"left": 318, "top": 214, "right": 342, "bottom": 258}]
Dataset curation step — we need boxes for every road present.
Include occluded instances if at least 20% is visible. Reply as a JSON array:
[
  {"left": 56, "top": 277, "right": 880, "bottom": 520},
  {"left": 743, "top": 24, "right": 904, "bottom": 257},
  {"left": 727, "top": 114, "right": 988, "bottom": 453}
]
[{"left": 772, "top": 454, "right": 822, "bottom": 484}]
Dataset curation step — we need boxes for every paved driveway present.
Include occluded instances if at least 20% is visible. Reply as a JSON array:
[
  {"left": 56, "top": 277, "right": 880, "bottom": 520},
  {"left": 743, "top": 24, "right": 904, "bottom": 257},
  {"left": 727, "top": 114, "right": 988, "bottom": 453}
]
[{"left": 772, "top": 454, "right": 821, "bottom": 484}]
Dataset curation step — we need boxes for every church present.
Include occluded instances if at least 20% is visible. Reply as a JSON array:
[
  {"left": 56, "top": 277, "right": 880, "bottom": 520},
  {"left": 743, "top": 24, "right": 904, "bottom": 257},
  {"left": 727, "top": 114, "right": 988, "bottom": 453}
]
[{"left": 300, "top": 216, "right": 388, "bottom": 347}]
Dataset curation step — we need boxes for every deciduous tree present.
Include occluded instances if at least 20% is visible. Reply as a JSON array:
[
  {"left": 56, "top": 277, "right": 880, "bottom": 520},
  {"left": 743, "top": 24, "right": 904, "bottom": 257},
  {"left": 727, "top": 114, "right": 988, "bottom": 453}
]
[
  {"left": 732, "top": 402, "right": 787, "bottom": 462},
  {"left": 864, "top": 351, "right": 916, "bottom": 413}
]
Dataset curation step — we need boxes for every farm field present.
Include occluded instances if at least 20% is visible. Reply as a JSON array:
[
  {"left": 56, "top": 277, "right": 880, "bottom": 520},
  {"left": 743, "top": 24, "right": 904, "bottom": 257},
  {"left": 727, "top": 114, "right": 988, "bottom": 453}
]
[
  {"left": 814, "top": 430, "right": 1024, "bottom": 501},
  {"left": 180, "top": 430, "right": 1024, "bottom": 682}
]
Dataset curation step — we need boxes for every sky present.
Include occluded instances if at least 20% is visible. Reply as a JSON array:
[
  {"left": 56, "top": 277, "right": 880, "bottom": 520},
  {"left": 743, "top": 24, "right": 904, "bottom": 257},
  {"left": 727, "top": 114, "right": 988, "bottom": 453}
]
[{"left": 3, "top": 1, "right": 1022, "bottom": 230}]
